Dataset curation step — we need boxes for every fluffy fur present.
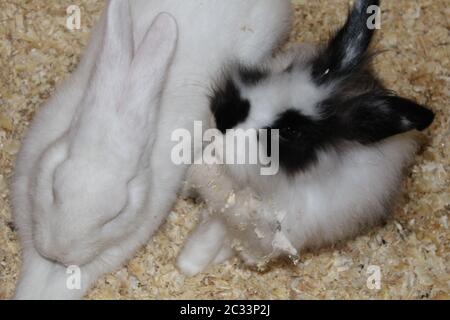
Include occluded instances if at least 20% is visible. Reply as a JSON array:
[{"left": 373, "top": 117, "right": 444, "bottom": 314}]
[
  {"left": 177, "top": 0, "right": 435, "bottom": 276},
  {"left": 12, "top": 0, "right": 293, "bottom": 299}
]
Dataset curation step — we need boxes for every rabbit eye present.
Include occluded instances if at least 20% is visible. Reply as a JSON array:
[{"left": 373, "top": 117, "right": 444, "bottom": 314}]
[{"left": 279, "top": 127, "right": 302, "bottom": 141}]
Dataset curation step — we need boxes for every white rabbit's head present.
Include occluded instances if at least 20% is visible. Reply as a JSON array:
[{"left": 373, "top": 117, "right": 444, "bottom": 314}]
[
  {"left": 31, "top": 0, "right": 178, "bottom": 266},
  {"left": 210, "top": 0, "right": 434, "bottom": 175}
]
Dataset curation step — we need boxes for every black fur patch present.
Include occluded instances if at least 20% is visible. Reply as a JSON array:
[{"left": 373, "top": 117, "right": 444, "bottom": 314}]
[
  {"left": 269, "top": 109, "right": 336, "bottom": 173},
  {"left": 210, "top": 78, "right": 250, "bottom": 133},
  {"left": 238, "top": 65, "right": 269, "bottom": 86},
  {"left": 337, "top": 94, "right": 435, "bottom": 143}
]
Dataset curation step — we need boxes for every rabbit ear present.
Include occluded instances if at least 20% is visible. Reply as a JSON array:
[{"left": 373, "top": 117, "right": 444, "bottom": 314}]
[
  {"left": 91, "top": 0, "right": 133, "bottom": 101},
  {"left": 339, "top": 94, "right": 435, "bottom": 144},
  {"left": 119, "top": 13, "right": 178, "bottom": 123},
  {"left": 69, "top": 12, "right": 177, "bottom": 169},
  {"left": 312, "top": 0, "right": 380, "bottom": 85}
]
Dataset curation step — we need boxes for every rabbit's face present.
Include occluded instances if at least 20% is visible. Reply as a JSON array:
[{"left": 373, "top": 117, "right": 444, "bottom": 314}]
[
  {"left": 210, "top": 0, "right": 434, "bottom": 175},
  {"left": 32, "top": 155, "right": 144, "bottom": 266}
]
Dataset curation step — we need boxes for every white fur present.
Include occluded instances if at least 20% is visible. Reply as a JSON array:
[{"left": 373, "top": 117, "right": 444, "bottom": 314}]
[
  {"left": 177, "top": 48, "right": 420, "bottom": 275},
  {"left": 237, "top": 46, "right": 329, "bottom": 129},
  {"left": 12, "top": 0, "right": 293, "bottom": 299}
]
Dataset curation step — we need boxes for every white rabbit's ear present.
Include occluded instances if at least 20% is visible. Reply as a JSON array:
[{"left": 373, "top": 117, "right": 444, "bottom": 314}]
[
  {"left": 121, "top": 13, "right": 178, "bottom": 121},
  {"left": 92, "top": 0, "right": 133, "bottom": 99}
]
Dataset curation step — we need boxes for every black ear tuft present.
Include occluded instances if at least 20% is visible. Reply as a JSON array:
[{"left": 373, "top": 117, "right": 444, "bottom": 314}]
[
  {"left": 312, "top": 0, "right": 380, "bottom": 85},
  {"left": 339, "top": 94, "right": 435, "bottom": 144},
  {"left": 210, "top": 78, "right": 250, "bottom": 133}
]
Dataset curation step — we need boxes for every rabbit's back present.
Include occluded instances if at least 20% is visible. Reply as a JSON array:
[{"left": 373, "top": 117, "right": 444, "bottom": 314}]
[{"left": 132, "top": 0, "right": 292, "bottom": 65}]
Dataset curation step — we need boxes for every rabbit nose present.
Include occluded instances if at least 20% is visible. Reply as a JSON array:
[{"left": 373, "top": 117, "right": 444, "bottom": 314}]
[
  {"left": 35, "top": 238, "right": 68, "bottom": 264},
  {"left": 47, "top": 243, "right": 87, "bottom": 267},
  {"left": 57, "top": 254, "right": 81, "bottom": 268},
  {"left": 35, "top": 230, "right": 81, "bottom": 265}
]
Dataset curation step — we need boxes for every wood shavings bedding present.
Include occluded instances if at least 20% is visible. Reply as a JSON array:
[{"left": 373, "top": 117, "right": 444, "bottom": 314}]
[{"left": 0, "top": 0, "right": 448, "bottom": 299}]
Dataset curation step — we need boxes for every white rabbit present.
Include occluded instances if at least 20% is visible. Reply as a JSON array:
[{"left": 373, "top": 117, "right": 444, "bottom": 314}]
[
  {"left": 177, "top": 0, "right": 435, "bottom": 275},
  {"left": 12, "top": 0, "right": 293, "bottom": 299}
]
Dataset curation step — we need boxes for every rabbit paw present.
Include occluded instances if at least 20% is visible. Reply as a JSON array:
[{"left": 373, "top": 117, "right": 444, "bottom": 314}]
[{"left": 177, "top": 215, "right": 232, "bottom": 276}]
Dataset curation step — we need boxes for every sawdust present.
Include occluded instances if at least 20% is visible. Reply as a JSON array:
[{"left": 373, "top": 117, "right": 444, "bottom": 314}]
[{"left": 0, "top": 0, "right": 448, "bottom": 300}]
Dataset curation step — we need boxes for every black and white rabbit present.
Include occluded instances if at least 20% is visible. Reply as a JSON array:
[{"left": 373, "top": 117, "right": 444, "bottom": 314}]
[{"left": 177, "top": 0, "right": 435, "bottom": 275}]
